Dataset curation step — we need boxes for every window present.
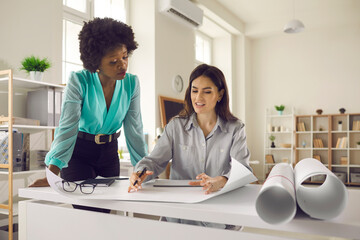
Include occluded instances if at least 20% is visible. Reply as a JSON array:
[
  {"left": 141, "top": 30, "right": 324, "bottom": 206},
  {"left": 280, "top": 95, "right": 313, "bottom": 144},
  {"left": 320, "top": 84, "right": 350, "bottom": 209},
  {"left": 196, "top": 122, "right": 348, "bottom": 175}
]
[
  {"left": 62, "top": 0, "right": 127, "bottom": 84},
  {"left": 62, "top": 19, "right": 84, "bottom": 84},
  {"left": 195, "top": 32, "right": 212, "bottom": 65},
  {"left": 94, "top": 0, "right": 126, "bottom": 22}
]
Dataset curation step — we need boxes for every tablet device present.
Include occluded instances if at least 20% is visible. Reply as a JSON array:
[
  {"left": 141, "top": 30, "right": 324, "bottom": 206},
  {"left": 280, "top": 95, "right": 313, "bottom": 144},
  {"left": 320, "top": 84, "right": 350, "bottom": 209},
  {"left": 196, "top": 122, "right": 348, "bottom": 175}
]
[
  {"left": 81, "top": 178, "right": 115, "bottom": 187},
  {"left": 152, "top": 179, "right": 201, "bottom": 187}
]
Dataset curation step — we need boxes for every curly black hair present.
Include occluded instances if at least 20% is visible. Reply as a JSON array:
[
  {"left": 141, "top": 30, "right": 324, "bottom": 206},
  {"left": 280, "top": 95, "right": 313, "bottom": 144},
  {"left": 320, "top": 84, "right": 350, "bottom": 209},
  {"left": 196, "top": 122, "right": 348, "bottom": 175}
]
[{"left": 79, "top": 17, "right": 138, "bottom": 72}]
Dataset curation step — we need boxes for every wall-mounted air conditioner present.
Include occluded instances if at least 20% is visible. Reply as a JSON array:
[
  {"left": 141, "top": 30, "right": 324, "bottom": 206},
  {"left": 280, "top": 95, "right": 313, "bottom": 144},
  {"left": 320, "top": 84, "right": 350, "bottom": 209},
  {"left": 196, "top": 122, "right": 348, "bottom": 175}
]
[{"left": 159, "top": 0, "right": 203, "bottom": 28}]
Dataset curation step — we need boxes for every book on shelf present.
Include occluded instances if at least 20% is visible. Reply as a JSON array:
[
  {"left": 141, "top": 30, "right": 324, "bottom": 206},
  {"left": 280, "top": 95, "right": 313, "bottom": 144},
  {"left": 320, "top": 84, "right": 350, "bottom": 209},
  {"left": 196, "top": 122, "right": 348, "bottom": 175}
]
[
  {"left": 313, "top": 155, "right": 321, "bottom": 162},
  {"left": 297, "top": 122, "right": 306, "bottom": 131},
  {"left": 265, "top": 154, "right": 275, "bottom": 164},
  {"left": 336, "top": 138, "right": 341, "bottom": 148},
  {"left": 352, "top": 120, "right": 360, "bottom": 131},
  {"left": 256, "top": 158, "right": 347, "bottom": 225},
  {"left": 313, "top": 138, "right": 324, "bottom": 148},
  {"left": 336, "top": 137, "right": 347, "bottom": 148}
]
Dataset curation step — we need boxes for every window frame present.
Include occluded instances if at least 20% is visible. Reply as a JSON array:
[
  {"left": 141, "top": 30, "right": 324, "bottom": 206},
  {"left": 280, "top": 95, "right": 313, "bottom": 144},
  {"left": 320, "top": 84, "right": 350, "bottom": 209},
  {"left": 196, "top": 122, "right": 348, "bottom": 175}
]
[{"left": 195, "top": 31, "right": 213, "bottom": 65}]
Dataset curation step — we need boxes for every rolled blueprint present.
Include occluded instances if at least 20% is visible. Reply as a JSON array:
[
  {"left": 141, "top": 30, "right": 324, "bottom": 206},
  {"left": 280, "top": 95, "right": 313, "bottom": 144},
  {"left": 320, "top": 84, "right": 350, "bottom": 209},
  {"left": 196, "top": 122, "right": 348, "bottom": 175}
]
[
  {"left": 256, "top": 158, "right": 348, "bottom": 224},
  {"left": 294, "top": 158, "right": 348, "bottom": 220},
  {"left": 255, "top": 163, "right": 296, "bottom": 224}
]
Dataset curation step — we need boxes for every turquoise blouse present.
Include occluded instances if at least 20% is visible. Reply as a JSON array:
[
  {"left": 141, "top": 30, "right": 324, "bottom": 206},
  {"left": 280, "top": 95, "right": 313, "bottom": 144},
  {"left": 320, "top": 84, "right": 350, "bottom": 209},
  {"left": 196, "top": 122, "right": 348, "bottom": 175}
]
[{"left": 45, "top": 70, "right": 147, "bottom": 169}]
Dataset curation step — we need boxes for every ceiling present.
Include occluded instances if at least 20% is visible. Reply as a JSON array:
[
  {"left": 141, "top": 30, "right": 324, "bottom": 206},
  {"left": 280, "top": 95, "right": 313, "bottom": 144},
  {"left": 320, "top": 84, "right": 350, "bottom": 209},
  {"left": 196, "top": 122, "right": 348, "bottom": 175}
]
[{"left": 210, "top": 0, "right": 360, "bottom": 38}]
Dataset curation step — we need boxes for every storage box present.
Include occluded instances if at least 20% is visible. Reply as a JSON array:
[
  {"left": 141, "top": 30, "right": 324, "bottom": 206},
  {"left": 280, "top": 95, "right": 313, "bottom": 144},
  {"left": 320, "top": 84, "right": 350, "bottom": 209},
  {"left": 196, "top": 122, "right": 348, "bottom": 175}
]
[
  {"left": 340, "top": 157, "right": 348, "bottom": 165},
  {"left": 311, "top": 174, "right": 326, "bottom": 182},
  {"left": 350, "top": 173, "right": 360, "bottom": 183},
  {"left": 333, "top": 172, "right": 347, "bottom": 183},
  {"left": 0, "top": 223, "right": 18, "bottom": 240}
]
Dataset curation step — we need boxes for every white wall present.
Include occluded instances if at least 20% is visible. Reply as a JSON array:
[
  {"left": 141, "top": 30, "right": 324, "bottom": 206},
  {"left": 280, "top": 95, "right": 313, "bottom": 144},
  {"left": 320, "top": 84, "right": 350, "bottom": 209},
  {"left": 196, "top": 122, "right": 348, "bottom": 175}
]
[
  {"left": 247, "top": 24, "right": 360, "bottom": 179},
  {"left": 129, "top": 0, "right": 157, "bottom": 149},
  {"left": 0, "top": 0, "right": 62, "bottom": 83},
  {"left": 0, "top": 0, "right": 62, "bottom": 204},
  {"left": 154, "top": 1, "right": 195, "bottom": 127},
  {"left": 130, "top": 0, "right": 196, "bottom": 150}
]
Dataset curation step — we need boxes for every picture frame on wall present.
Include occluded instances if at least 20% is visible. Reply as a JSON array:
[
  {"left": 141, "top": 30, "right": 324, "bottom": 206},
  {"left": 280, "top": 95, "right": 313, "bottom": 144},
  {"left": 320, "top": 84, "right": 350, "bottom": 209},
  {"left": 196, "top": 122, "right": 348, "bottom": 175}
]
[{"left": 159, "top": 95, "right": 184, "bottom": 128}]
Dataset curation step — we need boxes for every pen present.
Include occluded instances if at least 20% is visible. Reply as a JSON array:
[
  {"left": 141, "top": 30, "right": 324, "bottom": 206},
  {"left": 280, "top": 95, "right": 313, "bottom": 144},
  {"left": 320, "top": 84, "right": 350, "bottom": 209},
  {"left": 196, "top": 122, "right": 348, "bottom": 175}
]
[{"left": 133, "top": 167, "right": 147, "bottom": 186}]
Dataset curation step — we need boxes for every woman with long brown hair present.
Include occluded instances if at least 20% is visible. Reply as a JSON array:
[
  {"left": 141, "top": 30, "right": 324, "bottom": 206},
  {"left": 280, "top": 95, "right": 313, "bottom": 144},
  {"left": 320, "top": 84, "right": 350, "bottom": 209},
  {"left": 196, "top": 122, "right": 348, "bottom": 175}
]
[{"left": 128, "top": 64, "right": 251, "bottom": 229}]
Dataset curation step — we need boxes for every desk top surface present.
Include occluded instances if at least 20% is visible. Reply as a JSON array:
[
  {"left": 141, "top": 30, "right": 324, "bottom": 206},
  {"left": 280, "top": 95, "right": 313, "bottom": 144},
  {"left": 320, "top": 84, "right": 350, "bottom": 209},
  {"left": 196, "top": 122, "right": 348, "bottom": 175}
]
[{"left": 19, "top": 184, "right": 360, "bottom": 238}]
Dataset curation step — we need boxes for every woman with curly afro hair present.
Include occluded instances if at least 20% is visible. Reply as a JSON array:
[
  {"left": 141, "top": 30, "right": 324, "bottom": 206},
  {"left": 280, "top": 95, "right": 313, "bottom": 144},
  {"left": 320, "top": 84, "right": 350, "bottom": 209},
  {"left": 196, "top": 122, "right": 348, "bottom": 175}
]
[{"left": 30, "top": 18, "right": 148, "bottom": 210}]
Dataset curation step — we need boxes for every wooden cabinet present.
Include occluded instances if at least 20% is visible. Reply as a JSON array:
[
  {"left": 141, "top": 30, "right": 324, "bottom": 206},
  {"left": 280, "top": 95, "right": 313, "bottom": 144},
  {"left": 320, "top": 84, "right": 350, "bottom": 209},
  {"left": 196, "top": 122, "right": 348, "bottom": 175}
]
[
  {"left": 294, "top": 113, "right": 360, "bottom": 186},
  {"left": 263, "top": 108, "right": 295, "bottom": 178},
  {"left": 0, "top": 69, "right": 65, "bottom": 240}
]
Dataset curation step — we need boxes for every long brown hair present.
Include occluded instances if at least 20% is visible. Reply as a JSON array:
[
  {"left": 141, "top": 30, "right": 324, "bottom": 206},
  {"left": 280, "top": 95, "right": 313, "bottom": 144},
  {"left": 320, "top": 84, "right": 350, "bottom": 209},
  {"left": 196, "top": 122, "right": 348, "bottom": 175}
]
[{"left": 178, "top": 64, "right": 238, "bottom": 122}]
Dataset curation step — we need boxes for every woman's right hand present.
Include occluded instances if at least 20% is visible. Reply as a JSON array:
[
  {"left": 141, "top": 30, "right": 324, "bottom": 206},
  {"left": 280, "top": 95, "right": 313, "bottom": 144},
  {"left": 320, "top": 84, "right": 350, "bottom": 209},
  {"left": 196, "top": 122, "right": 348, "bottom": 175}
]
[
  {"left": 29, "top": 164, "right": 60, "bottom": 187},
  {"left": 128, "top": 170, "right": 153, "bottom": 193}
]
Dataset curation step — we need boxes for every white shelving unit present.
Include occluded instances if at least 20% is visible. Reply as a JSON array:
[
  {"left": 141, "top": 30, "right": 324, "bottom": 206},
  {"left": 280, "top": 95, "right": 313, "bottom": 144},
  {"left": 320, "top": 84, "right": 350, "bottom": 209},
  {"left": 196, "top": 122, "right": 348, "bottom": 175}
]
[
  {"left": 0, "top": 70, "right": 65, "bottom": 240},
  {"left": 263, "top": 107, "right": 295, "bottom": 178}
]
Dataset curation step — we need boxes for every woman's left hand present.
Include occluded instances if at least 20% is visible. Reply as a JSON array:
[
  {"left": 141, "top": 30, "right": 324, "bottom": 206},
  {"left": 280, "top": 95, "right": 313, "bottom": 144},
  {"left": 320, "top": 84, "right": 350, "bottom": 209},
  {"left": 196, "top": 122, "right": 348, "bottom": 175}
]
[{"left": 189, "top": 173, "right": 228, "bottom": 194}]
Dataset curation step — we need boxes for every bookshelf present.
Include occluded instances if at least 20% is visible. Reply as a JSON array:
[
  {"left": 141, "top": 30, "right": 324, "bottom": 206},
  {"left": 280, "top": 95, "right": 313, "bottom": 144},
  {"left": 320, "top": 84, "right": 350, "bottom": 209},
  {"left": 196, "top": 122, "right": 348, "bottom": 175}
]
[
  {"left": 0, "top": 70, "right": 65, "bottom": 240},
  {"left": 294, "top": 113, "right": 360, "bottom": 186},
  {"left": 263, "top": 107, "right": 295, "bottom": 178}
]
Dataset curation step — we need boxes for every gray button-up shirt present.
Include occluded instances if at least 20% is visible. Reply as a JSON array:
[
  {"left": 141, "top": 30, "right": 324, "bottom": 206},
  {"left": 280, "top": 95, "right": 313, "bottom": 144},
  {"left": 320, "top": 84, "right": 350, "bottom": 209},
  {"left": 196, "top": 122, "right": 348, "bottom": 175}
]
[{"left": 135, "top": 113, "right": 251, "bottom": 180}]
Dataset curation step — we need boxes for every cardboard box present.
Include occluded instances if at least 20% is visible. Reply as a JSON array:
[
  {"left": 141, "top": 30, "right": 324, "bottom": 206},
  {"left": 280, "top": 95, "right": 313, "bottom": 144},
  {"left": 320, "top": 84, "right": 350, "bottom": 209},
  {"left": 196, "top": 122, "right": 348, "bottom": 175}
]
[
  {"left": 265, "top": 154, "right": 274, "bottom": 163},
  {"left": 340, "top": 157, "right": 348, "bottom": 165},
  {"left": 0, "top": 116, "right": 39, "bottom": 126}
]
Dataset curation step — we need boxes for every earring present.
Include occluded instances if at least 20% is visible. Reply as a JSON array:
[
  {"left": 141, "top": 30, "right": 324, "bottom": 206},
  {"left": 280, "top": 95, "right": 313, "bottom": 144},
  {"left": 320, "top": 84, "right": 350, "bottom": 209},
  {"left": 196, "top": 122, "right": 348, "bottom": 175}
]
[
  {"left": 96, "top": 69, "right": 100, "bottom": 73},
  {"left": 218, "top": 99, "right": 221, "bottom": 103}
]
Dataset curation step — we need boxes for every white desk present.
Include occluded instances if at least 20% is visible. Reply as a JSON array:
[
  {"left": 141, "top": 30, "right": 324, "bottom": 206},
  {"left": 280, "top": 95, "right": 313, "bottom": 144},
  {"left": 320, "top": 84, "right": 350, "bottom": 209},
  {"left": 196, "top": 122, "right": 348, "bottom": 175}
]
[{"left": 18, "top": 185, "right": 360, "bottom": 240}]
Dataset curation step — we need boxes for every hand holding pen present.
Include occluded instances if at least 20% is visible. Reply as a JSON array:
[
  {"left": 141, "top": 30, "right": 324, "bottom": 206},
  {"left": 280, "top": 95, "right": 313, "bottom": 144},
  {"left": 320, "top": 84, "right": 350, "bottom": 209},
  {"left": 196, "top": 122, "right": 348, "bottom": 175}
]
[{"left": 128, "top": 167, "right": 154, "bottom": 193}]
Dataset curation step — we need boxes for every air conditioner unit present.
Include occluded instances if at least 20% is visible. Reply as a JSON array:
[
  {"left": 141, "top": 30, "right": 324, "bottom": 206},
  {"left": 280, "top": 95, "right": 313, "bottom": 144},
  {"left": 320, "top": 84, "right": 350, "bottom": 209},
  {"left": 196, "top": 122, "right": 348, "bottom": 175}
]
[{"left": 159, "top": 0, "right": 203, "bottom": 28}]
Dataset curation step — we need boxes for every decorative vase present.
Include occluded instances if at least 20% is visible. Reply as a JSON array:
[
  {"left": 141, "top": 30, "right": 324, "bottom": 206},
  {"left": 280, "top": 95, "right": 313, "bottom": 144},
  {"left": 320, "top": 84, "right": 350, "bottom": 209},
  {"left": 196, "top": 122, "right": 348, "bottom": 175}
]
[
  {"left": 339, "top": 108, "right": 346, "bottom": 114},
  {"left": 271, "top": 142, "right": 275, "bottom": 148},
  {"left": 29, "top": 71, "right": 44, "bottom": 81},
  {"left": 316, "top": 109, "right": 323, "bottom": 115},
  {"left": 338, "top": 121, "right": 343, "bottom": 131},
  {"left": 277, "top": 111, "right": 283, "bottom": 116}
]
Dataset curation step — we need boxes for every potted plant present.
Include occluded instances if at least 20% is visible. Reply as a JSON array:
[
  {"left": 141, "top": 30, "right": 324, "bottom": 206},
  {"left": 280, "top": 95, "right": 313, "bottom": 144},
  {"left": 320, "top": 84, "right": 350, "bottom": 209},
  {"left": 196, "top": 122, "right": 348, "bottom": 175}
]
[
  {"left": 20, "top": 55, "right": 51, "bottom": 81},
  {"left": 269, "top": 135, "right": 276, "bottom": 148},
  {"left": 356, "top": 141, "right": 360, "bottom": 149},
  {"left": 275, "top": 105, "right": 285, "bottom": 115}
]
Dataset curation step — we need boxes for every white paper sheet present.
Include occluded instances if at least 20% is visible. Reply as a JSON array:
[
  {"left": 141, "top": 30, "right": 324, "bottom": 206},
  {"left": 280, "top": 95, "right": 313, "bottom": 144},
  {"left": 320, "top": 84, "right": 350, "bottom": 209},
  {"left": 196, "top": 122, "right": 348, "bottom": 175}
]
[
  {"left": 255, "top": 158, "right": 348, "bottom": 224},
  {"left": 46, "top": 159, "right": 257, "bottom": 203},
  {"left": 152, "top": 179, "right": 201, "bottom": 187}
]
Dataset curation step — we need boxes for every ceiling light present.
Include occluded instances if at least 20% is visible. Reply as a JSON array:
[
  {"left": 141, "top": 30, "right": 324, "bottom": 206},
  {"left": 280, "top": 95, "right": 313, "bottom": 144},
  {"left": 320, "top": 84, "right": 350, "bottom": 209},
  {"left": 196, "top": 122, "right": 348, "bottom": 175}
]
[
  {"left": 284, "top": 0, "right": 305, "bottom": 34},
  {"left": 284, "top": 19, "right": 305, "bottom": 33}
]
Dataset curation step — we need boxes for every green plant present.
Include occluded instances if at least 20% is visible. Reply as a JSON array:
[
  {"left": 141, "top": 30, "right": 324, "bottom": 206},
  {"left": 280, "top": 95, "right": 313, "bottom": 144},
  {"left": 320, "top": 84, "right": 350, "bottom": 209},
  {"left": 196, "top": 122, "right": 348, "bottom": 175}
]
[
  {"left": 356, "top": 141, "right": 360, "bottom": 145},
  {"left": 20, "top": 55, "right": 51, "bottom": 73},
  {"left": 275, "top": 105, "right": 285, "bottom": 111},
  {"left": 269, "top": 135, "right": 275, "bottom": 141}
]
